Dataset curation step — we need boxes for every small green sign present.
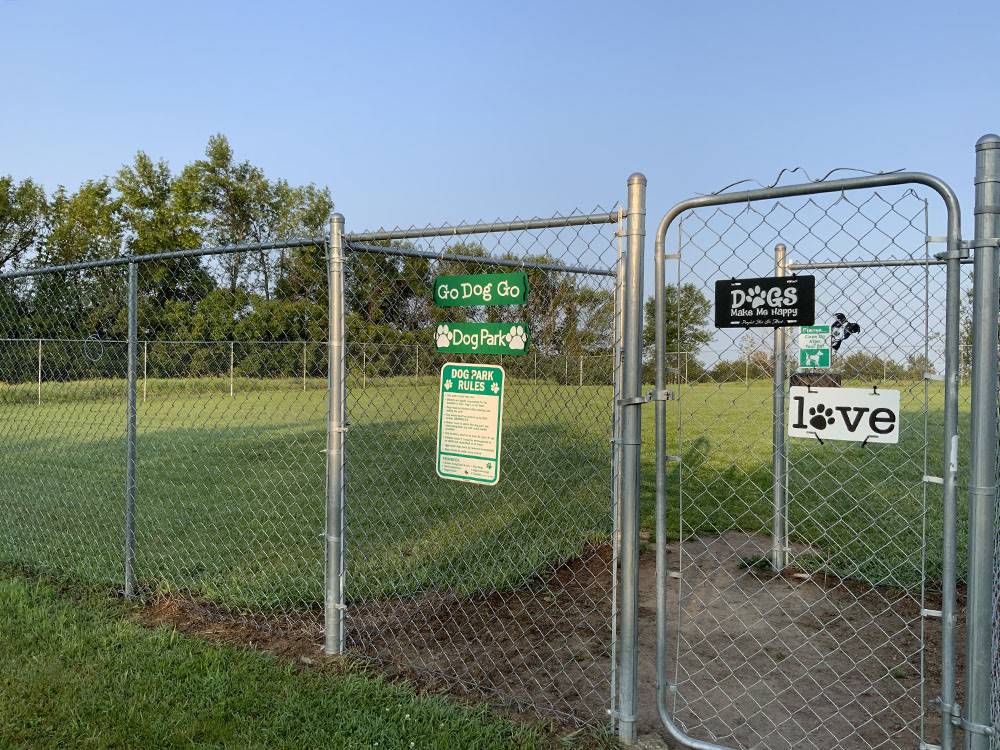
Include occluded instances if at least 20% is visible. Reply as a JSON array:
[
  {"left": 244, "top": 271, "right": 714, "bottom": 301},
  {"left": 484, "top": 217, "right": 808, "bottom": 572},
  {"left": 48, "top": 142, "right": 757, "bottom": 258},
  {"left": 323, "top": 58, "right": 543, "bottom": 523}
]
[
  {"left": 434, "top": 272, "right": 528, "bottom": 308},
  {"left": 435, "top": 322, "right": 530, "bottom": 356},
  {"left": 799, "top": 324, "right": 831, "bottom": 369},
  {"left": 437, "top": 363, "right": 505, "bottom": 485}
]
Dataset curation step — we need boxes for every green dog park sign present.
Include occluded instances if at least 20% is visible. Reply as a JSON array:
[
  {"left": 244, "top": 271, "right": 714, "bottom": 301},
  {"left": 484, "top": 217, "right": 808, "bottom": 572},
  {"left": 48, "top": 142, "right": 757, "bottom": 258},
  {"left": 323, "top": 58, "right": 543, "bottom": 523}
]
[
  {"left": 435, "top": 322, "right": 530, "bottom": 356},
  {"left": 434, "top": 272, "right": 528, "bottom": 308}
]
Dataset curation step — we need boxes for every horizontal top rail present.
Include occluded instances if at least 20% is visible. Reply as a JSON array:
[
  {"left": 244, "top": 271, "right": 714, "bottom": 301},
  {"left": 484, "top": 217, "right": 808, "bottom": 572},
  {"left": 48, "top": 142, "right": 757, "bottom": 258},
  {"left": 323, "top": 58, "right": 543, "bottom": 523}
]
[
  {"left": 346, "top": 241, "right": 618, "bottom": 277},
  {"left": 345, "top": 211, "right": 621, "bottom": 242},
  {"left": 788, "top": 256, "right": 974, "bottom": 271},
  {"left": 0, "top": 237, "right": 325, "bottom": 281},
  {"left": 0, "top": 337, "right": 330, "bottom": 346}
]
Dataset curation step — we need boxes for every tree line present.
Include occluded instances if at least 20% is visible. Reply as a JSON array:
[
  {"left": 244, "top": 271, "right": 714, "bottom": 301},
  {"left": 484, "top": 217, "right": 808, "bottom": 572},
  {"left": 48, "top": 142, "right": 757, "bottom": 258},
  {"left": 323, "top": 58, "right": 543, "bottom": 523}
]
[{"left": 1, "top": 135, "right": 721, "bottom": 384}]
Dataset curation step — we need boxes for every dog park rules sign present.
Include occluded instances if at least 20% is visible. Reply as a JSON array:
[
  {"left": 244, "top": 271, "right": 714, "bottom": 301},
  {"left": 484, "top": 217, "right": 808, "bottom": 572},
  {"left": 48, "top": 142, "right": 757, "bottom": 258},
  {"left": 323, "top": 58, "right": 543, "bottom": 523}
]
[
  {"left": 714, "top": 274, "right": 815, "bottom": 328},
  {"left": 788, "top": 386, "right": 900, "bottom": 444},
  {"left": 436, "top": 363, "right": 505, "bottom": 485}
]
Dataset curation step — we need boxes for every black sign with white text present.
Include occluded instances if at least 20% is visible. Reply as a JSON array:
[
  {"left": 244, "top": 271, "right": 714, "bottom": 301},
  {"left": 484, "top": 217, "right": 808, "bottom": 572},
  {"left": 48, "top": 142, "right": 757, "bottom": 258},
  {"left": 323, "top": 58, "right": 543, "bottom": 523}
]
[{"left": 714, "top": 275, "right": 815, "bottom": 328}]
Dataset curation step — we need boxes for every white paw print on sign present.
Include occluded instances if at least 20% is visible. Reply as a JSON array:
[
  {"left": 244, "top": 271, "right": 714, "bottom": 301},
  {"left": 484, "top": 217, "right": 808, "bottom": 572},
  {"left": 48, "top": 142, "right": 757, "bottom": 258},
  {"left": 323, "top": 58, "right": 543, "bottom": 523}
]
[
  {"left": 505, "top": 325, "right": 527, "bottom": 350},
  {"left": 436, "top": 324, "right": 453, "bottom": 348},
  {"left": 747, "top": 285, "right": 766, "bottom": 308}
]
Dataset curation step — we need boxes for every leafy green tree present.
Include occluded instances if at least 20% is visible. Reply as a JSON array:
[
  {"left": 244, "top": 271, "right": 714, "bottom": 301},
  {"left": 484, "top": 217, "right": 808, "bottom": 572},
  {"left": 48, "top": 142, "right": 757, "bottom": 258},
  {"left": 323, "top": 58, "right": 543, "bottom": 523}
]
[
  {"left": 181, "top": 134, "right": 331, "bottom": 299},
  {"left": 0, "top": 176, "right": 47, "bottom": 272},
  {"left": 838, "top": 352, "right": 896, "bottom": 381},
  {"left": 116, "top": 151, "right": 214, "bottom": 330},
  {"left": 25, "top": 181, "right": 126, "bottom": 382},
  {"left": 642, "top": 283, "right": 713, "bottom": 361}
]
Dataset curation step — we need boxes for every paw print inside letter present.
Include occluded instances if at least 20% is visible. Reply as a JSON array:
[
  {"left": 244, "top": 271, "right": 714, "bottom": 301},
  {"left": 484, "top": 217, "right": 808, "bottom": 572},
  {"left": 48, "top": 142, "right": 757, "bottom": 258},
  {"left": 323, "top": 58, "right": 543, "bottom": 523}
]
[
  {"left": 808, "top": 404, "right": 835, "bottom": 431},
  {"left": 505, "top": 325, "right": 527, "bottom": 351},
  {"left": 747, "top": 285, "right": 766, "bottom": 309},
  {"left": 436, "top": 324, "right": 453, "bottom": 348}
]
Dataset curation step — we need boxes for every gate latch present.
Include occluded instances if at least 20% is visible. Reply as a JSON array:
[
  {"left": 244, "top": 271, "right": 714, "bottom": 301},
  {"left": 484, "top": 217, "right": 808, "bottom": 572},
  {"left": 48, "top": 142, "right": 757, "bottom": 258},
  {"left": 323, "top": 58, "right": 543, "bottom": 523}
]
[{"left": 618, "top": 389, "right": 674, "bottom": 407}]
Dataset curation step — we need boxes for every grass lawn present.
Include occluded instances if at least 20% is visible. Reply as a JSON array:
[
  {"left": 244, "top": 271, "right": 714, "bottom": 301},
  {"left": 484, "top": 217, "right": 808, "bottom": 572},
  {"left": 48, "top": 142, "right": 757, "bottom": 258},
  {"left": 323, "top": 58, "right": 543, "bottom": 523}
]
[
  {"left": 0, "top": 369, "right": 966, "bottom": 614},
  {"left": 0, "top": 568, "right": 558, "bottom": 749}
]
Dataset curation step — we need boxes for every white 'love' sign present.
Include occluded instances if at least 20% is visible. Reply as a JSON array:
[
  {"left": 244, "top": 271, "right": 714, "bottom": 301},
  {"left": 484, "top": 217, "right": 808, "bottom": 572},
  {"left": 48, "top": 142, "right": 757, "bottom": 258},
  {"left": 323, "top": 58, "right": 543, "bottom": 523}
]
[{"left": 788, "top": 386, "right": 900, "bottom": 444}]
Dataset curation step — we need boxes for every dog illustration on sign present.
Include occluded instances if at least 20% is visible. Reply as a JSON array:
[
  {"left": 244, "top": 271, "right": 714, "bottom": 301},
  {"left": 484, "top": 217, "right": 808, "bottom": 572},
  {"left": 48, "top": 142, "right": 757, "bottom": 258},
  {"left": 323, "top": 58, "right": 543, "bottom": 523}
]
[
  {"left": 830, "top": 312, "right": 861, "bottom": 352},
  {"left": 803, "top": 351, "right": 823, "bottom": 368}
]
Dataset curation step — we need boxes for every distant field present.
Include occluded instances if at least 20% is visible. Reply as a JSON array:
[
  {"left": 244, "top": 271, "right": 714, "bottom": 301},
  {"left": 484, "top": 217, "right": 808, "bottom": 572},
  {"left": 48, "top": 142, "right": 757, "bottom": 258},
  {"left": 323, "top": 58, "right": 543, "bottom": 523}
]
[{"left": 0, "top": 373, "right": 967, "bottom": 614}]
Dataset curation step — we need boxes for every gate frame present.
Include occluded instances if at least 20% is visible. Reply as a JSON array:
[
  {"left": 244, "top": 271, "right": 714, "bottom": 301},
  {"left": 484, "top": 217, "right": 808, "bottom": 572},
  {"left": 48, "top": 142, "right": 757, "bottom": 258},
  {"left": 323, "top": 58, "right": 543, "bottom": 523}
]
[{"left": 651, "top": 171, "right": 962, "bottom": 750}]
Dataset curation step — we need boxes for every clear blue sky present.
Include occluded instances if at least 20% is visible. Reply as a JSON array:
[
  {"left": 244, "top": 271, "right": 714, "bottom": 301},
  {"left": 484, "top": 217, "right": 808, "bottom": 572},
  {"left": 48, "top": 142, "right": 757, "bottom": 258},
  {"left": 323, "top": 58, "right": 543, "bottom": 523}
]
[{"left": 2, "top": 0, "right": 997, "bottom": 240}]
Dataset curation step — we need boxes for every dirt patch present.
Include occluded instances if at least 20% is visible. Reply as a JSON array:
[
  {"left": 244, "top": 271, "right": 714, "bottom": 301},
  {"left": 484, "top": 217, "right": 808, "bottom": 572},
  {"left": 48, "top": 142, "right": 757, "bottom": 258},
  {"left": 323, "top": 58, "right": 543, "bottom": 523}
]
[{"left": 132, "top": 533, "right": 958, "bottom": 748}]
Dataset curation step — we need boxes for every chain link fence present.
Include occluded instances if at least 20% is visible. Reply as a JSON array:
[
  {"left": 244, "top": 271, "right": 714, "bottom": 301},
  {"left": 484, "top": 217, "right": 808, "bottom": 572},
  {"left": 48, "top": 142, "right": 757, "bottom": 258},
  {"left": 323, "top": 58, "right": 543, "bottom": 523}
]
[
  {"left": 655, "top": 187, "right": 966, "bottom": 749},
  {"left": 338, "top": 211, "right": 626, "bottom": 725},
  {"left": 0, "top": 241, "right": 333, "bottom": 629},
  {"left": 0, "top": 206, "right": 632, "bottom": 729},
  {"left": 0, "top": 170, "right": 997, "bottom": 746},
  {"left": 0, "top": 263, "right": 131, "bottom": 587}
]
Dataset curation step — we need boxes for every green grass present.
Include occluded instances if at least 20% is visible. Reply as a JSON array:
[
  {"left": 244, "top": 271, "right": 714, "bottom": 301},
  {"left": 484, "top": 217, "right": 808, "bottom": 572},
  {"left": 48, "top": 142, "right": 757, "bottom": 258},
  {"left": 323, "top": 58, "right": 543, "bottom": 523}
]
[
  {"left": 646, "top": 377, "right": 970, "bottom": 588},
  {"left": 0, "top": 569, "right": 554, "bottom": 749},
  {"left": 0, "top": 372, "right": 965, "bottom": 615}
]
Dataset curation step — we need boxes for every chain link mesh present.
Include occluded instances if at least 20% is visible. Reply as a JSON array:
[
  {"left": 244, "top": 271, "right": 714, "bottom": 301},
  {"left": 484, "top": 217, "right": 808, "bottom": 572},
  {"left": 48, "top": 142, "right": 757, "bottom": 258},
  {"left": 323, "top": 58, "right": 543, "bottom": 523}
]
[
  {"left": 0, "top": 209, "right": 626, "bottom": 729},
  {"left": 340, "top": 211, "right": 623, "bottom": 725},
  {"left": 0, "top": 264, "right": 130, "bottom": 586},
  {"left": 0, "top": 244, "right": 331, "bottom": 629},
  {"left": 661, "top": 188, "right": 962, "bottom": 749},
  {"left": 132, "top": 243, "right": 330, "bottom": 626}
]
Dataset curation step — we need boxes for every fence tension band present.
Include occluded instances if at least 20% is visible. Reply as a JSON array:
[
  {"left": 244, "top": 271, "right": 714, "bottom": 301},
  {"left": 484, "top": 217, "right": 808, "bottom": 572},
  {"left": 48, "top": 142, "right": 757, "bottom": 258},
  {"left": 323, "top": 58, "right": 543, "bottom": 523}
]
[
  {"left": 617, "top": 389, "right": 674, "bottom": 407},
  {"left": 606, "top": 709, "right": 637, "bottom": 723},
  {"left": 957, "top": 717, "right": 996, "bottom": 737}
]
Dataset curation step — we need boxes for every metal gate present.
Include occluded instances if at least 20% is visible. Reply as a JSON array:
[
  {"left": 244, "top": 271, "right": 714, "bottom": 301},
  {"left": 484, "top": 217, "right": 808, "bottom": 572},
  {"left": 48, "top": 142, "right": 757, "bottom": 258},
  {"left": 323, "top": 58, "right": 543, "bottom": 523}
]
[{"left": 651, "top": 172, "right": 964, "bottom": 749}]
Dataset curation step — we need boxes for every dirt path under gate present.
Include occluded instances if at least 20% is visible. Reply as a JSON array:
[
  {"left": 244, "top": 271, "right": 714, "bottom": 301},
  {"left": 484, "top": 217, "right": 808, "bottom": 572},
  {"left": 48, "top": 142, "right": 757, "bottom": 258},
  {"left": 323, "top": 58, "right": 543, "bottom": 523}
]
[{"left": 136, "top": 532, "right": 959, "bottom": 748}]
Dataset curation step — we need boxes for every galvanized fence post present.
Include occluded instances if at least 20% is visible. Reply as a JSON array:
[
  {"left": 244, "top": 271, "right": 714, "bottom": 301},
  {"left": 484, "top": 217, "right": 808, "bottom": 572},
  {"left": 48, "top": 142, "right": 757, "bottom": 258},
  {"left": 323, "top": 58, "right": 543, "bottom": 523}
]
[
  {"left": 609, "top": 209, "right": 627, "bottom": 726},
  {"left": 36, "top": 338, "right": 41, "bottom": 405},
  {"left": 617, "top": 172, "right": 646, "bottom": 745},
  {"left": 965, "top": 134, "right": 1000, "bottom": 750},
  {"left": 124, "top": 260, "right": 138, "bottom": 597},
  {"left": 325, "top": 213, "right": 347, "bottom": 655},
  {"left": 771, "top": 244, "right": 788, "bottom": 572},
  {"left": 936, "top": 158, "right": 965, "bottom": 750}
]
